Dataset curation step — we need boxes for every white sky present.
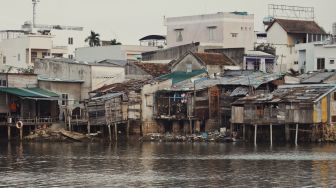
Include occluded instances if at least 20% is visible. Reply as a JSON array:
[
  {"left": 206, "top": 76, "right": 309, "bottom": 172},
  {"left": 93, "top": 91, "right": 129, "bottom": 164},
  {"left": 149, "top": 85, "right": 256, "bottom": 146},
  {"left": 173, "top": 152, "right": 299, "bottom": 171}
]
[{"left": 1, "top": 0, "right": 335, "bottom": 44}]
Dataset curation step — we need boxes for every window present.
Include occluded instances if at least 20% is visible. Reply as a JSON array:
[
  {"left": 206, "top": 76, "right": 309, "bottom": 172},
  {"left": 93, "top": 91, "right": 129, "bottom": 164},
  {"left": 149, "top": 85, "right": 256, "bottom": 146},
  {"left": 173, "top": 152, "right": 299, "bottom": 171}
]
[
  {"left": 333, "top": 92, "right": 336, "bottom": 101},
  {"left": 231, "top": 33, "right": 238, "bottom": 38},
  {"left": 17, "top": 54, "right": 20, "bottom": 61},
  {"left": 68, "top": 37, "right": 73, "bottom": 45},
  {"left": 207, "top": 26, "right": 217, "bottom": 41},
  {"left": 175, "top": 29, "right": 183, "bottom": 42},
  {"left": 332, "top": 116, "right": 336, "bottom": 123},
  {"left": 61, "top": 94, "right": 69, "bottom": 106},
  {"left": 68, "top": 54, "right": 73, "bottom": 59},
  {"left": 186, "top": 63, "right": 192, "bottom": 73},
  {"left": 294, "top": 61, "right": 298, "bottom": 65},
  {"left": 0, "top": 80, "right": 7, "bottom": 87},
  {"left": 330, "top": 59, "right": 335, "bottom": 64},
  {"left": 317, "top": 58, "right": 325, "bottom": 70},
  {"left": 3, "top": 56, "right": 6, "bottom": 64}
]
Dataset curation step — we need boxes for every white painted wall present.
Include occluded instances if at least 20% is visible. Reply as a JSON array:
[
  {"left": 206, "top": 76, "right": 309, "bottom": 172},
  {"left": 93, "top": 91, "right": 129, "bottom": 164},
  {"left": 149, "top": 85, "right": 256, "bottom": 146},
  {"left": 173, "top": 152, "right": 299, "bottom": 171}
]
[
  {"left": 51, "top": 29, "right": 88, "bottom": 58},
  {"left": 75, "top": 45, "right": 158, "bottom": 62},
  {"left": 267, "top": 22, "right": 298, "bottom": 72},
  {"left": 91, "top": 66, "right": 126, "bottom": 90},
  {"left": 295, "top": 43, "right": 336, "bottom": 72},
  {"left": 165, "top": 12, "right": 254, "bottom": 50}
]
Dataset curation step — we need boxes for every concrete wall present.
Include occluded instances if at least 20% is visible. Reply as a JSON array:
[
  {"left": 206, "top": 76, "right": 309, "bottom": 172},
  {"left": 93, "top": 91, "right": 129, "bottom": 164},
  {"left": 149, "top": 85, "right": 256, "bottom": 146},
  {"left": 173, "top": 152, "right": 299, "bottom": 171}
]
[
  {"left": 267, "top": 22, "right": 297, "bottom": 72},
  {"left": 141, "top": 80, "right": 172, "bottom": 134},
  {"left": 75, "top": 45, "right": 157, "bottom": 62},
  {"left": 165, "top": 12, "right": 254, "bottom": 50},
  {"left": 7, "top": 74, "right": 38, "bottom": 87},
  {"left": 34, "top": 59, "right": 92, "bottom": 100},
  {"left": 38, "top": 81, "right": 81, "bottom": 105},
  {"left": 171, "top": 53, "right": 204, "bottom": 72},
  {"left": 91, "top": 65, "right": 126, "bottom": 91},
  {"left": 0, "top": 35, "right": 53, "bottom": 69},
  {"left": 295, "top": 43, "right": 336, "bottom": 72}
]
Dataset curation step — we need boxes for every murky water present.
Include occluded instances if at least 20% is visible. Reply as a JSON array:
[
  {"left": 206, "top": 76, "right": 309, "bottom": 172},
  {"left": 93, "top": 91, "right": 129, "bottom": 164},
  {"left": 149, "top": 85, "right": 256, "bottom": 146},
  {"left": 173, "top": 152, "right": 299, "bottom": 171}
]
[{"left": 1, "top": 141, "right": 336, "bottom": 187}]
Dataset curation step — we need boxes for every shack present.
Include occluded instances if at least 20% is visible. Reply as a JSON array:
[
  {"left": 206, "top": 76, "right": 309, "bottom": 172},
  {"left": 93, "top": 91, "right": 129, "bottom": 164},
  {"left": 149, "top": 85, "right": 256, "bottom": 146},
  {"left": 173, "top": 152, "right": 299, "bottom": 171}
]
[
  {"left": 231, "top": 84, "right": 336, "bottom": 143},
  {"left": 87, "top": 79, "right": 151, "bottom": 138}
]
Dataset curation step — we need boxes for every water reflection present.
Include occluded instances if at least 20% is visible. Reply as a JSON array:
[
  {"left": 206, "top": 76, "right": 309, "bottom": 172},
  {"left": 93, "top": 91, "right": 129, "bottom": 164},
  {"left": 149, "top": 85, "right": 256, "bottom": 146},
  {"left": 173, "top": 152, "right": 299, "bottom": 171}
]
[{"left": 1, "top": 142, "right": 336, "bottom": 187}]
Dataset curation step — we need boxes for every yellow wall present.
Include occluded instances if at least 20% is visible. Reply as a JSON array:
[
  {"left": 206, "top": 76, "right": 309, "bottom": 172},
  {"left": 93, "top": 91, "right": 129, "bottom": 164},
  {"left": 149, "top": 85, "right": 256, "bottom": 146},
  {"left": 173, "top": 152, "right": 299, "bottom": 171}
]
[{"left": 314, "top": 96, "right": 329, "bottom": 124}]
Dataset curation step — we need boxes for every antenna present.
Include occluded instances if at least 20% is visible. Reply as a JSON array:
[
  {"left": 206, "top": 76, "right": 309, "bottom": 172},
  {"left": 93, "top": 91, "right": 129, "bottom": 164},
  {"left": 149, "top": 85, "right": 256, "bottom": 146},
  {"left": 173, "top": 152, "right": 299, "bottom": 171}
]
[{"left": 32, "top": 0, "right": 40, "bottom": 27}]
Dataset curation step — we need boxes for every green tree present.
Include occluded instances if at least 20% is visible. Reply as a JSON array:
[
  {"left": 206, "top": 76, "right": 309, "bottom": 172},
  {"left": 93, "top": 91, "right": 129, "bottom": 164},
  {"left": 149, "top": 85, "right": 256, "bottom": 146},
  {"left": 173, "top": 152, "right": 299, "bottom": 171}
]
[
  {"left": 110, "top": 39, "right": 122, "bottom": 45},
  {"left": 85, "top": 31, "right": 101, "bottom": 47}
]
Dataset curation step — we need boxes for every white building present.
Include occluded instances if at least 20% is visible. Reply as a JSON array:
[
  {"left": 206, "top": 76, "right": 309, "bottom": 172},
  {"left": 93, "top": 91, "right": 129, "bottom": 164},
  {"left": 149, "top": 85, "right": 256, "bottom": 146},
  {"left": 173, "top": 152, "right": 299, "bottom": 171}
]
[
  {"left": 75, "top": 45, "right": 158, "bottom": 62},
  {"left": 165, "top": 12, "right": 255, "bottom": 50},
  {"left": 333, "top": 22, "right": 336, "bottom": 36},
  {"left": 295, "top": 42, "right": 336, "bottom": 73},
  {"left": 0, "top": 34, "right": 67, "bottom": 70},
  {"left": 266, "top": 19, "right": 328, "bottom": 72}
]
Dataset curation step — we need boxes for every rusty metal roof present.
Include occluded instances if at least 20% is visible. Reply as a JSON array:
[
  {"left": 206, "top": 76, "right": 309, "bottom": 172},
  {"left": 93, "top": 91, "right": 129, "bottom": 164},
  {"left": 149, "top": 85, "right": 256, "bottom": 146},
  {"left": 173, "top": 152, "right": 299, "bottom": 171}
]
[{"left": 234, "top": 84, "right": 336, "bottom": 105}]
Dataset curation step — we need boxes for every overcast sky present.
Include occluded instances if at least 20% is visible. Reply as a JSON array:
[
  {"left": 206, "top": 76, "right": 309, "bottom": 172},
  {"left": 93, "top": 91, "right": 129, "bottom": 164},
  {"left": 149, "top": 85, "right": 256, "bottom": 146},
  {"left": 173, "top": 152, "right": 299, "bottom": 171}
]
[{"left": 1, "top": 0, "right": 335, "bottom": 44}]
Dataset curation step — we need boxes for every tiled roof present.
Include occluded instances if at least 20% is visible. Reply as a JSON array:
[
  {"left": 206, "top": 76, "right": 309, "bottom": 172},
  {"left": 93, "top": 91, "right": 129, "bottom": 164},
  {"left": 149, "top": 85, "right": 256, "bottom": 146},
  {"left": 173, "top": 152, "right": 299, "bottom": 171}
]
[
  {"left": 133, "top": 61, "right": 170, "bottom": 77},
  {"left": 90, "top": 79, "right": 152, "bottom": 94},
  {"left": 266, "top": 19, "right": 326, "bottom": 34},
  {"left": 158, "top": 69, "right": 207, "bottom": 84},
  {"left": 193, "top": 52, "right": 235, "bottom": 66}
]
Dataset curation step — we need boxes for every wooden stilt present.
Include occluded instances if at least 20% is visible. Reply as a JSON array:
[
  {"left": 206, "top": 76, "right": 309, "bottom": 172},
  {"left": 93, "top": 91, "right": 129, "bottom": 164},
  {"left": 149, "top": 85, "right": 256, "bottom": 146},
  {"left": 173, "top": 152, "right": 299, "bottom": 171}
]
[
  {"left": 127, "top": 120, "right": 130, "bottom": 139},
  {"left": 19, "top": 127, "right": 23, "bottom": 141},
  {"left": 114, "top": 123, "right": 117, "bottom": 141},
  {"left": 243, "top": 124, "right": 246, "bottom": 141},
  {"left": 295, "top": 124, "right": 298, "bottom": 146},
  {"left": 270, "top": 124, "right": 273, "bottom": 146},
  {"left": 87, "top": 121, "right": 91, "bottom": 135},
  {"left": 108, "top": 124, "right": 112, "bottom": 141},
  {"left": 285, "top": 124, "right": 290, "bottom": 142},
  {"left": 189, "top": 119, "right": 192, "bottom": 134},
  {"left": 254, "top": 124, "right": 257, "bottom": 146},
  {"left": 68, "top": 116, "right": 71, "bottom": 131},
  {"left": 7, "top": 125, "right": 11, "bottom": 141}
]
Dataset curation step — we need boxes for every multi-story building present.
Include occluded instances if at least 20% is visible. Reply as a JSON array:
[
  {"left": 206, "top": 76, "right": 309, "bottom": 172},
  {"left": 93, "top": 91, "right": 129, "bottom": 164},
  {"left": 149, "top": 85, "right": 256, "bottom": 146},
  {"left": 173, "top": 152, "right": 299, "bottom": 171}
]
[
  {"left": 295, "top": 42, "right": 336, "bottom": 73},
  {"left": 266, "top": 19, "right": 328, "bottom": 72},
  {"left": 165, "top": 12, "right": 255, "bottom": 51},
  {"left": 0, "top": 34, "right": 67, "bottom": 70}
]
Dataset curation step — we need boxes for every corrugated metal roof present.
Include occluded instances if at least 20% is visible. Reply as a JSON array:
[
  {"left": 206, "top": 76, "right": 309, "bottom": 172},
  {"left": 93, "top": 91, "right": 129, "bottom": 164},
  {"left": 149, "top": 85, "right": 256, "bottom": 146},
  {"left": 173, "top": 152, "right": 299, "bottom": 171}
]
[
  {"left": 234, "top": 84, "right": 336, "bottom": 104},
  {"left": 245, "top": 50, "right": 275, "bottom": 58},
  {"left": 299, "top": 72, "right": 336, "bottom": 84},
  {"left": 197, "top": 71, "right": 282, "bottom": 89}
]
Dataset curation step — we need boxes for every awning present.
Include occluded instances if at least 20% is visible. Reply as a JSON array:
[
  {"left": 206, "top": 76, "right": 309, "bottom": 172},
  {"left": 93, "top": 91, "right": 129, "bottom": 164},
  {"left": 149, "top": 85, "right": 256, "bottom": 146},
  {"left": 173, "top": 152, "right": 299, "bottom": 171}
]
[{"left": 0, "top": 87, "right": 59, "bottom": 100}]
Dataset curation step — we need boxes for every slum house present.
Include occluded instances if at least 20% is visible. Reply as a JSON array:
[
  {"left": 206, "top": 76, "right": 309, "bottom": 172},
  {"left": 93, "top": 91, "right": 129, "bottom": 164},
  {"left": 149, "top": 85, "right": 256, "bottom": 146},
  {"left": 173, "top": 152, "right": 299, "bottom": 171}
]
[
  {"left": 34, "top": 58, "right": 128, "bottom": 126},
  {"left": 151, "top": 51, "right": 237, "bottom": 134},
  {"left": 231, "top": 84, "right": 336, "bottom": 143},
  {"left": 189, "top": 70, "right": 284, "bottom": 132},
  {"left": 0, "top": 73, "right": 59, "bottom": 140},
  {"left": 86, "top": 79, "right": 153, "bottom": 138},
  {"left": 151, "top": 68, "right": 208, "bottom": 134}
]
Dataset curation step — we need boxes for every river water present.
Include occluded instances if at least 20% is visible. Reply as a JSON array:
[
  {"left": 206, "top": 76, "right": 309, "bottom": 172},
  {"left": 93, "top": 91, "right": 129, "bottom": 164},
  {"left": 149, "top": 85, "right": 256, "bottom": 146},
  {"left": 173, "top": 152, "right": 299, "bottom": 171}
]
[{"left": 1, "top": 141, "right": 336, "bottom": 187}]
